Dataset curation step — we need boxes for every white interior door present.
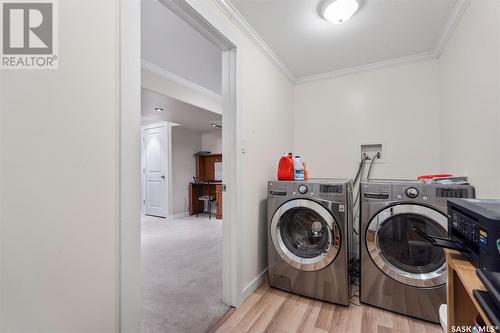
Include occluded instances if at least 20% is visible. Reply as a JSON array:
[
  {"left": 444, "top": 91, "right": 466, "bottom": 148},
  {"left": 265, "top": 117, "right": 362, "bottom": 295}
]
[{"left": 143, "top": 125, "right": 168, "bottom": 217}]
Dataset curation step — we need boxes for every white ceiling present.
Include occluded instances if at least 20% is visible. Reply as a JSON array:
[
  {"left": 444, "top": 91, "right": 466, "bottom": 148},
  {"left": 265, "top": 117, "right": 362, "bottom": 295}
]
[
  {"left": 142, "top": 89, "right": 222, "bottom": 131},
  {"left": 141, "top": 0, "right": 222, "bottom": 94},
  {"left": 230, "top": 0, "right": 458, "bottom": 79}
]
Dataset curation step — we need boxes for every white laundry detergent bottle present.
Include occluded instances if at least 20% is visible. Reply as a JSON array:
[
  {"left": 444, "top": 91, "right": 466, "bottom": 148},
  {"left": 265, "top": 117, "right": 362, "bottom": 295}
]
[{"left": 294, "top": 156, "right": 304, "bottom": 180}]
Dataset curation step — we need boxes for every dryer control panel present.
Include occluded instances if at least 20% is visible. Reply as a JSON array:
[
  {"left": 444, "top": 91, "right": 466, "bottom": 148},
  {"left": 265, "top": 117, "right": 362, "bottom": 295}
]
[
  {"left": 392, "top": 184, "right": 473, "bottom": 205},
  {"left": 362, "top": 181, "right": 475, "bottom": 206}
]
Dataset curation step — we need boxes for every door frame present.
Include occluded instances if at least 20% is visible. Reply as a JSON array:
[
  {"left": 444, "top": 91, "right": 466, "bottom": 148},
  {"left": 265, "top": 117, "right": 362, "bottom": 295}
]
[
  {"left": 119, "top": 1, "right": 239, "bottom": 332},
  {"left": 141, "top": 122, "right": 173, "bottom": 217}
]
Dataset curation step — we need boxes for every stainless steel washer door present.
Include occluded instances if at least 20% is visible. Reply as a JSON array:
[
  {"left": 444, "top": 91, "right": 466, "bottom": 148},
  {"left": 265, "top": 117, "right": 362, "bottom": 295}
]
[
  {"left": 366, "top": 204, "right": 447, "bottom": 288},
  {"left": 271, "top": 199, "right": 341, "bottom": 272}
]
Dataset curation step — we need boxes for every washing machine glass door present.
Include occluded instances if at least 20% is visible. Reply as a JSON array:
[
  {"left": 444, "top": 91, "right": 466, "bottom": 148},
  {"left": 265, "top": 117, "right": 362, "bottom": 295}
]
[
  {"left": 271, "top": 199, "right": 341, "bottom": 272},
  {"left": 366, "top": 204, "right": 447, "bottom": 288}
]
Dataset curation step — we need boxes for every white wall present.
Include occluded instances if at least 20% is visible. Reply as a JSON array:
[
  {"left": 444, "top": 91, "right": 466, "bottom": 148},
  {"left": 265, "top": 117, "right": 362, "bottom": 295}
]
[
  {"left": 0, "top": 1, "right": 119, "bottom": 332},
  {"left": 142, "top": 0, "right": 222, "bottom": 94},
  {"left": 236, "top": 46, "right": 294, "bottom": 299},
  {"left": 201, "top": 130, "right": 222, "bottom": 154},
  {"left": 0, "top": 42, "right": 3, "bottom": 330},
  {"left": 438, "top": 0, "right": 500, "bottom": 198},
  {"left": 7, "top": 1, "right": 497, "bottom": 331},
  {"left": 0, "top": 2, "right": 294, "bottom": 330},
  {"left": 294, "top": 60, "right": 442, "bottom": 180},
  {"left": 142, "top": 68, "right": 222, "bottom": 114},
  {"left": 186, "top": 0, "right": 295, "bottom": 303},
  {"left": 171, "top": 127, "right": 202, "bottom": 215},
  {"left": 120, "top": 2, "right": 142, "bottom": 331},
  {"left": 293, "top": 2, "right": 500, "bottom": 199}
]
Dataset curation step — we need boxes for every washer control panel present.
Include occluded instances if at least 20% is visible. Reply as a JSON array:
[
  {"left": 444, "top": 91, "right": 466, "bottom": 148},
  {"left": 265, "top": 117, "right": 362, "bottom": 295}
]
[
  {"left": 406, "top": 187, "right": 419, "bottom": 198},
  {"left": 319, "top": 184, "right": 342, "bottom": 193},
  {"left": 298, "top": 184, "right": 308, "bottom": 194},
  {"left": 318, "top": 184, "right": 343, "bottom": 198},
  {"left": 268, "top": 181, "right": 346, "bottom": 199}
]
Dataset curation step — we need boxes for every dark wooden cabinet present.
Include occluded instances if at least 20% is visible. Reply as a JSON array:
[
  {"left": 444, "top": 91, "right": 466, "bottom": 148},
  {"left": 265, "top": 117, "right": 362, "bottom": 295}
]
[
  {"left": 189, "top": 154, "right": 223, "bottom": 219},
  {"left": 196, "top": 154, "right": 222, "bottom": 181},
  {"left": 215, "top": 184, "right": 222, "bottom": 220},
  {"left": 188, "top": 182, "right": 222, "bottom": 219}
]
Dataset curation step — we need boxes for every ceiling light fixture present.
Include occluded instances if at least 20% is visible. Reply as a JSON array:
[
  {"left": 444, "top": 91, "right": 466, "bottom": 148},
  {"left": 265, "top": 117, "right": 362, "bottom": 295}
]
[
  {"left": 320, "top": 0, "right": 360, "bottom": 24},
  {"left": 154, "top": 107, "right": 164, "bottom": 112},
  {"left": 210, "top": 122, "right": 222, "bottom": 128}
]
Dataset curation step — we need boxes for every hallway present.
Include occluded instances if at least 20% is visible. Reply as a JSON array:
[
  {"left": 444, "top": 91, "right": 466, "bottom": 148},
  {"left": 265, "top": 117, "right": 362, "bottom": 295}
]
[{"left": 141, "top": 215, "right": 229, "bottom": 333}]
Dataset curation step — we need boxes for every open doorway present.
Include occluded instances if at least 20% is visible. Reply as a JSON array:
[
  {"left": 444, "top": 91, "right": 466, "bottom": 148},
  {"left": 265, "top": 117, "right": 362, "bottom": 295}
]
[
  {"left": 140, "top": 88, "right": 227, "bottom": 332},
  {"left": 138, "top": 0, "right": 234, "bottom": 332}
]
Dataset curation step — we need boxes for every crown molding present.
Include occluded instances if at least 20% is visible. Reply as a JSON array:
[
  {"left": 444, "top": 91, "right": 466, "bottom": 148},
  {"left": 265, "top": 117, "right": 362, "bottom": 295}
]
[
  {"left": 211, "top": 0, "right": 470, "bottom": 85},
  {"left": 433, "top": 0, "right": 471, "bottom": 58},
  {"left": 211, "top": 0, "right": 297, "bottom": 83},
  {"left": 141, "top": 59, "right": 222, "bottom": 101},
  {"left": 296, "top": 52, "right": 436, "bottom": 84},
  {"left": 160, "top": 0, "right": 234, "bottom": 51}
]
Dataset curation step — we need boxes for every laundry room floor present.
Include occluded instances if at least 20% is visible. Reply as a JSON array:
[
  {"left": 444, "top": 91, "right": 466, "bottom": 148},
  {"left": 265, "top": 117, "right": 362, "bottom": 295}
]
[
  {"left": 215, "top": 282, "right": 443, "bottom": 333},
  {"left": 141, "top": 215, "right": 229, "bottom": 333}
]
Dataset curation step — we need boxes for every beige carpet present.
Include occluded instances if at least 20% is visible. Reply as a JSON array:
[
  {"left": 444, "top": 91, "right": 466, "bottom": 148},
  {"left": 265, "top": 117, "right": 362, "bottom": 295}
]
[{"left": 141, "top": 215, "right": 229, "bottom": 333}]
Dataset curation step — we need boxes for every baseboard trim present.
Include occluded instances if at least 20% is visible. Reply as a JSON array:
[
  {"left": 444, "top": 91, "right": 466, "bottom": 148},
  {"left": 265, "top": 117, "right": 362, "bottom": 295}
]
[
  {"left": 240, "top": 268, "right": 268, "bottom": 305},
  {"left": 207, "top": 307, "right": 235, "bottom": 333}
]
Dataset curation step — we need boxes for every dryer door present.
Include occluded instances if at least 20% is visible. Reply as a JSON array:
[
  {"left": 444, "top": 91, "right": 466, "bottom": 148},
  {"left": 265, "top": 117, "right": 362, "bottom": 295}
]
[
  {"left": 271, "top": 199, "right": 341, "bottom": 272},
  {"left": 366, "top": 204, "right": 447, "bottom": 288}
]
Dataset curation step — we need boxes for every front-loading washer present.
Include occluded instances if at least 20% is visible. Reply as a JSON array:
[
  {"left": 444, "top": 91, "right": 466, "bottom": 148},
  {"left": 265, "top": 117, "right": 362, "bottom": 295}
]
[
  {"left": 267, "top": 179, "right": 351, "bottom": 305},
  {"left": 360, "top": 180, "right": 475, "bottom": 323}
]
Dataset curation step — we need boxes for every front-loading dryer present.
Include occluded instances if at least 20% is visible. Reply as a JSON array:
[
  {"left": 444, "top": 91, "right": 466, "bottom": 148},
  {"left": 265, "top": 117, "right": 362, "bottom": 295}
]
[
  {"left": 267, "top": 179, "right": 351, "bottom": 305},
  {"left": 360, "top": 180, "right": 475, "bottom": 323}
]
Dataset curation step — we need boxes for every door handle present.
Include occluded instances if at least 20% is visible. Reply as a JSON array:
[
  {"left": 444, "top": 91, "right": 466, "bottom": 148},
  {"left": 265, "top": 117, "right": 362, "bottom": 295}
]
[
  {"left": 363, "top": 192, "right": 389, "bottom": 199},
  {"left": 161, "top": 175, "right": 165, "bottom": 180}
]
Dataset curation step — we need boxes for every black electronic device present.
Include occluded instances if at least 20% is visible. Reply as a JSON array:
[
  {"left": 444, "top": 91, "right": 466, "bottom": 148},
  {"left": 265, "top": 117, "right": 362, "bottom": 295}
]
[
  {"left": 473, "top": 289, "right": 500, "bottom": 329},
  {"left": 477, "top": 269, "right": 500, "bottom": 310},
  {"left": 413, "top": 199, "right": 500, "bottom": 272},
  {"left": 448, "top": 199, "right": 500, "bottom": 271}
]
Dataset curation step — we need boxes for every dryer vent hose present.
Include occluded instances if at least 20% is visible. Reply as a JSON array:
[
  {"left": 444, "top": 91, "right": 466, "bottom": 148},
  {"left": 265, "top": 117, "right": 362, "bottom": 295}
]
[
  {"left": 353, "top": 154, "right": 369, "bottom": 185},
  {"left": 366, "top": 152, "right": 381, "bottom": 181},
  {"left": 351, "top": 155, "right": 368, "bottom": 236}
]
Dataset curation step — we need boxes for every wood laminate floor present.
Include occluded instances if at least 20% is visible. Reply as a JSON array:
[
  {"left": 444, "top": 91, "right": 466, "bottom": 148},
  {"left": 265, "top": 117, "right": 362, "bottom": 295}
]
[{"left": 216, "top": 282, "right": 443, "bottom": 333}]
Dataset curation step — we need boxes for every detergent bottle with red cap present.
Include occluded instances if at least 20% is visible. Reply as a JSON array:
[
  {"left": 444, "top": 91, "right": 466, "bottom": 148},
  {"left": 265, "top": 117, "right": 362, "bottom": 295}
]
[{"left": 277, "top": 153, "right": 294, "bottom": 180}]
